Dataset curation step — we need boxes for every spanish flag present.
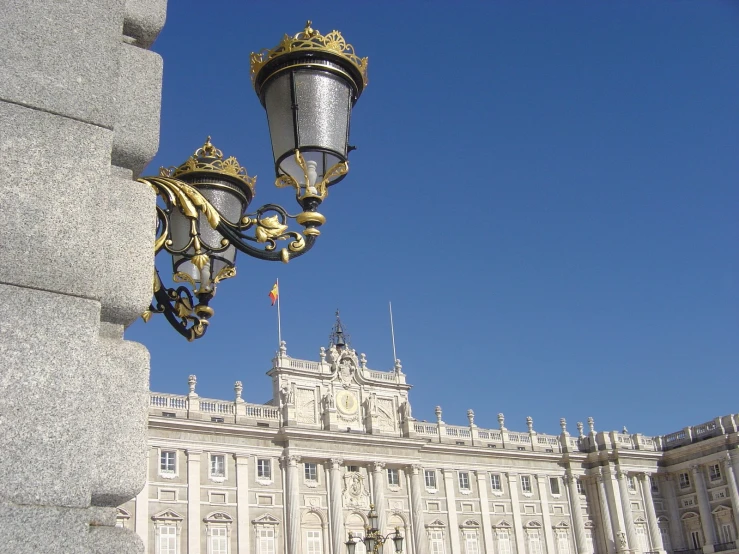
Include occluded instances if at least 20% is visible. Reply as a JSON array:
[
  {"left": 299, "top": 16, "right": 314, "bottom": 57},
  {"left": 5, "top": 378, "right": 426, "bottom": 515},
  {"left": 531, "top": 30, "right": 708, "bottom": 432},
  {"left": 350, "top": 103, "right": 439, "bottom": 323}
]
[{"left": 269, "top": 282, "right": 279, "bottom": 306}]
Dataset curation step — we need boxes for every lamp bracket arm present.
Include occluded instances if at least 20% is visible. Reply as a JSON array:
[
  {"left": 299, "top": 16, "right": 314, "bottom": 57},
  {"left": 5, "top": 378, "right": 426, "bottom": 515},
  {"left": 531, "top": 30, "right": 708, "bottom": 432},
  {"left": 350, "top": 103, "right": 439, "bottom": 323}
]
[{"left": 143, "top": 271, "right": 212, "bottom": 342}]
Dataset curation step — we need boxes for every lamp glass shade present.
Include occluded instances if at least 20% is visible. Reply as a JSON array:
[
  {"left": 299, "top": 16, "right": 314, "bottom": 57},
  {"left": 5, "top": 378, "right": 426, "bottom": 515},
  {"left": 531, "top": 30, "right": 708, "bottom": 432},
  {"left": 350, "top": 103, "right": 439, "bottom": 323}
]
[
  {"left": 365, "top": 535, "right": 376, "bottom": 553},
  {"left": 169, "top": 178, "right": 245, "bottom": 284},
  {"left": 392, "top": 531, "right": 403, "bottom": 553},
  {"left": 346, "top": 534, "right": 357, "bottom": 554},
  {"left": 262, "top": 68, "right": 353, "bottom": 188},
  {"left": 368, "top": 508, "right": 379, "bottom": 531}
]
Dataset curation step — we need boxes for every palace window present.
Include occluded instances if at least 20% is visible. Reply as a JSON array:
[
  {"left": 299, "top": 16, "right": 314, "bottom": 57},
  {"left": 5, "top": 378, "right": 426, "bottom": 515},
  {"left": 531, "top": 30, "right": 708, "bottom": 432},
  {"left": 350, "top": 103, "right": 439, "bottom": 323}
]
[
  {"left": 521, "top": 475, "right": 532, "bottom": 493},
  {"left": 347, "top": 466, "right": 359, "bottom": 473},
  {"left": 464, "top": 530, "right": 480, "bottom": 554},
  {"left": 209, "top": 527, "right": 228, "bottom": 554},
  {"left": 159, "top": 525, "right": 177, "bottom": 554},
  {"left": 549, "top": 477, "right": 560, "bottom": 495},
  {"left": 576, "top": 479, "right": 584, "bottom": 495},
  {"left": 257, "top": 459, "right": 271, "bottom": 480},
  {"left": 490, "top": 474, "right": 502, "bottom": 492},
  {"left": 458, "top": 471, "right": 470, "bottom": 491},
  {"left": 160, "top": 451, "right": 176, "bottom": 474},
  {"left": 425, "top": 470, "right": 437, "bottom": 489},
  {"left": 650, "top": 477, "right": 659, "bottom": 493},
  {"left": 720, "top": 523, "right": 735, "bottom": 544},
  {"left": 429, "top": 530, "right": 445, "bottom": 554},
  {"left": 305, "top": 463, "right": 318, "bottom": 482},
  {"left": 679, "top": 473, "right": 690, "bottom": 489},
  {"left": 497, "top": 530, "right": 512, "bottom": 554},
  {"left": 210, "top": 454, "right": 225, "bottom": 478},
  {"left": 709, "top": 464, "right": 721, "bottom": 481},
  {"left": 527, "top": 530, "right": 543, "bottom": 554},
  {"left": 258, "top": 528, "right": 275, "bottom": 554},
  {"left": 556, "top": 530, "right": 570, "bottom": 554},
  {"left": 388, "top": 468, "right": 400, "bottom": 486},
  {"left": 306, "top": 530, "right": 322, "bottom": 554}
]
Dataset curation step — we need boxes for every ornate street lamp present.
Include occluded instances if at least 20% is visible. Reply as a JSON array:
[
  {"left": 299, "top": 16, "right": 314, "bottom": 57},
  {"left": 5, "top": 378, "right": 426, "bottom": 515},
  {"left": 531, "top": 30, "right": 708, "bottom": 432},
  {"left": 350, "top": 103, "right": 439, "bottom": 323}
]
[
  {"left": 345, "top": 505, "right": 403, "bottom": 554},
  {"left": 138, "top": 21, "right": 368, "bottom": 341}
]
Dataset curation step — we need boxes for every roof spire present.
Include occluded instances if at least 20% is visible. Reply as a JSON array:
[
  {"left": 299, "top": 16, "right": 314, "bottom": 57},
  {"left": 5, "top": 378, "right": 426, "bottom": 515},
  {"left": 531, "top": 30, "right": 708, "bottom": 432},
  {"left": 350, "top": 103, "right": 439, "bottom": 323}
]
[{"left": 329, "top": 309, "right": 351, "bottom": 351}]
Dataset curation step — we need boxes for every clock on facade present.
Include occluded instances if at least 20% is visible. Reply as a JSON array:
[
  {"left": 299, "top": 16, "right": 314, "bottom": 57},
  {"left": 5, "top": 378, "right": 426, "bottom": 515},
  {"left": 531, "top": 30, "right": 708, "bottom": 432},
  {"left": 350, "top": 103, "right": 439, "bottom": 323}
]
[{"left": 336, "top": 390, "right": 358, "bottom": 415}]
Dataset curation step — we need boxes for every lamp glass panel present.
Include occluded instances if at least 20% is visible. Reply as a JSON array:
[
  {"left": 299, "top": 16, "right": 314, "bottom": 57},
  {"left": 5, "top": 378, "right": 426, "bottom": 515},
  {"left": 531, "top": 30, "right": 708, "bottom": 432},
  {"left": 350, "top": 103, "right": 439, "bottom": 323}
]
[
  {"left": 263, "top": 73, "right": 295, "bottom": 167},
  {"left": 294, "top": 70, "right": 351, "bottom": 157},
  {"left": 169, "top": 182, "right": 243, "bottom": 283},
  {"left": 263, "top": 68, "right": 352, "bottom": 187}
]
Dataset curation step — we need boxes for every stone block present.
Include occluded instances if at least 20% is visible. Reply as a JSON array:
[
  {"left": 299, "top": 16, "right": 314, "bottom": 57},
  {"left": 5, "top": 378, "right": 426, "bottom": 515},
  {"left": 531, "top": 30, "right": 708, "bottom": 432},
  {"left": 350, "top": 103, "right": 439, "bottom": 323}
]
[
  {"left": 99, "top": 170, "right": 156, "bottom": 326},
  {"left": 112, "top": 44, "right": 163, "bottom": 176},
  {"left": 0, "top": 0, "right": 125, "bottom": 129},
  {"left": 0, "top": 285, "right": 100, "bottom": 507},
  {"left": 0, "top": 502, "right": 141, "bottom": 554},
  {"left": 91, "top": 323, "right": 150, "bottom": 506},
  {"left": 124, "top": 0, "right": 168, "bottom": 48},
  {"left": 0, "top": 103, "right": 112, "bottom": 300}
]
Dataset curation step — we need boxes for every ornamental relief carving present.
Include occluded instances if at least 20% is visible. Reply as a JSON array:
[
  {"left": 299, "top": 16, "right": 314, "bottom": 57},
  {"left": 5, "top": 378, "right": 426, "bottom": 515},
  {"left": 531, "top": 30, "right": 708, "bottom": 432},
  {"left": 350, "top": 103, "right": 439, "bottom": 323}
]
[{"left": 342, "top": 472, "right": 370, "bottom": 509}]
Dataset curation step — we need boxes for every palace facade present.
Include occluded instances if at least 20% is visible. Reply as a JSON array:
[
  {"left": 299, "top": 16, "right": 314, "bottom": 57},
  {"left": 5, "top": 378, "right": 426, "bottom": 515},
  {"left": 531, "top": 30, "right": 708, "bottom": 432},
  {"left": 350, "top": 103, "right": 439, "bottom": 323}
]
[{"left": 118, "top": 323, "right": 739, "bottom": 554}]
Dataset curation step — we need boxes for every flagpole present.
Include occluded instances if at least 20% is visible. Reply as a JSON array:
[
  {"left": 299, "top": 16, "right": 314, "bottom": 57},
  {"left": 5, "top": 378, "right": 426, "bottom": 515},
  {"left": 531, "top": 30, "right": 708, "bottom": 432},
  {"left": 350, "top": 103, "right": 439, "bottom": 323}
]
[
  {"left": 276, "top": 277, "right": 282, "bottom": 347},
  {"left": 389, "top": 301, "right": 397, "bottom": 362}
]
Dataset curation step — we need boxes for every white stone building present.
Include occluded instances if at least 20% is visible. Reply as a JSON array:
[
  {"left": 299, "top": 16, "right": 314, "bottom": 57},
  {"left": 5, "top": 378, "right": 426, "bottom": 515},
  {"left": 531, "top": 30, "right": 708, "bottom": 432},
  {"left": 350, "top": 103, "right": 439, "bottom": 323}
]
[{"left": 120, "top": 321, "right": 739, "bottom": 554}]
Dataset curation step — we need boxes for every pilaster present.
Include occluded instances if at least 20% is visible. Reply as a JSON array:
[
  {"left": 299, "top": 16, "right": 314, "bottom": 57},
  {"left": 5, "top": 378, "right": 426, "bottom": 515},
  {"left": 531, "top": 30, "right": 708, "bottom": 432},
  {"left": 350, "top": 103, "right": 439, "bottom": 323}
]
[
  {"left": 637, "top": 473, "right": 665, "bottom": 554},
  {"left": 536, "top": 474, "right": 557, "bottom": 554},
  {"left": 564, "top": 472, "right": 587, "bottom": 554},
  {"left": 329, "top": 458, "right": 345, "bottom": 554},
  {"left": 475, "top": 471, "right": 495, "bottom": 554},
  {"left": 596, "top": 474, "right": 616, "bottom": 554},
  {"left": 602, "top": 466, "right": 627, "bottom": 553},
  {"left": 187, "top": 450, "right": 202, "bottom": 554},
  {"left": 372, "top": 462, "right": 387, "bottom": 532},
  {"left": 411, "top": 465, "right": 430, "bottom": 554},
  {"left": 442, "top": 469, "right": 462, "bottom": 554},
  {"left": 661, "top": 474, "right": 686, "bottom": 551},
  {"left": 236, "top": 455, "right": 251, "bottom": 554},
  {"left": 616, "top": 469, "right": 639, "bottom": 552},
  {"left": 691, "top": 465, "right": 717, "bottom": 552},
  {"left": 284, "top": 455, "right": 302, "bottom": 554},
  {"left": 506, "top": 473, "right": 526, "bottom": 554},
  {"left": 135, "top": 448, "right": 151, "bottom": 550}
]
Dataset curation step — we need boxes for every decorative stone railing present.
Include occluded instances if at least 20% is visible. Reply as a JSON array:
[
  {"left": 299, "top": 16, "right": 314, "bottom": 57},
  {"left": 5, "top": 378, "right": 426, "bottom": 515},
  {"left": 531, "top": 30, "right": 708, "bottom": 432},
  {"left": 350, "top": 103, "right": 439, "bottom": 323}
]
[
  {"left": 149, "top": 393, "right": 280, "bottom": 425},
  {"left": 659, "top": 414, "right": 737, "bottom": 451},
  {"left": 286, "top": 358, "right": 322, "bottom": 372}
]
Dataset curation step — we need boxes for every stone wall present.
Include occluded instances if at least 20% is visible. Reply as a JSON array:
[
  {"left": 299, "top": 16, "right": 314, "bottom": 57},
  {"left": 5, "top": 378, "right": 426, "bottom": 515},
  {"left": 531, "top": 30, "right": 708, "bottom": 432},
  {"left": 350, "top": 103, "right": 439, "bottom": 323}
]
[{"left": 0, "top": 1, "right": 167, "bottom": 552}]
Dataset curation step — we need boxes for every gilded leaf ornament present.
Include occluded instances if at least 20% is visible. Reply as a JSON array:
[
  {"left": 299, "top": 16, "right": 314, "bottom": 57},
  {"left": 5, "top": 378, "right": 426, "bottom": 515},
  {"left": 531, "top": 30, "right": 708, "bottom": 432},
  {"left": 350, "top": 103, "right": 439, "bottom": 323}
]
[{"left": 255, "top": 215, "right": 289, "bottom": 242}]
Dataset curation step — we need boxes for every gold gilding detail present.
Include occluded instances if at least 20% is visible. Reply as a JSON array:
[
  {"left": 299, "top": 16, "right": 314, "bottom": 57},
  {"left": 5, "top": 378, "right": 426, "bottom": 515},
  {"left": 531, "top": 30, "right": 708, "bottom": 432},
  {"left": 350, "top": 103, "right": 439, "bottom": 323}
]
[
  {"left": 254, "top": 215, "right": 289, "bottom": 243},
  {"left": 250, "top": 21, "right": 368, "bottom": 88},
  {"left": 296, "top": 211, "right": 326, "bottom": 227},
  {"left": 142, "top": 310, "right": 153, "bottom": 323},
  {"left": 281, "top": 248, "right": 290, "bottom": 263},
  {"left": 164, "top": 137, "right": 256, "bottom": 197},
  {"left": 212, "top": 266, "right": 236, "bottom": 285}
]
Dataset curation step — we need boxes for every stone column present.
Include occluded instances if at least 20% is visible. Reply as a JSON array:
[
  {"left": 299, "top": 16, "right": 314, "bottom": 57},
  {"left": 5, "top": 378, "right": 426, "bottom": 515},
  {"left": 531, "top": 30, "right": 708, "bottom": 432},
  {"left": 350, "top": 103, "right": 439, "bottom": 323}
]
[
  {"left": 506, "top": 473, "right": 527, "bottom": 554},
  {"left": 0, "top": 3, "right": 163, "bottom": 553},
  {"left": 475, "top": 471, "right": 495, "bottom": 554},
  {"left": 285, "top": 455, "right": 302, "bottom": 554},
  {"left": 372, "top": 462, "right": 387, "bottom": 533},
  {"left": 236, "top": 455, "right": 251, "bottom": 554},
  {"left": 329, "top": 458, "right": 346, "bottom": 554},
  {"left": 134, "top": 448, "right": 151, "bottom": 550},
  {"left": 661, "top": 474, "right": 686, "bottom": 551},
  {"left": 564, "top": 472, "right": 588, "bottom": 554},
  {"left": 616, "top": 469, "right": 639, "bottom": 552},
  {"left": 188, "top": 450, "right": 202, "bottom": 553},
  {"left": 722, "top": 454, "right": 739, "bottom": 542},
  {"left": 691, "top": 465, "right": 717, "bottom": 552},
  {"left": 637, "top": 473, "right": 664, "bottom": 553},
  {"left": 411, "top": 465, "right": 430, "bottom": 554},
  {"left": 596, "top": 473, "right": 616, "bottom": 554},
  {"left": 442, "top": 469, "right": 462, "bottom": 554},
  {"left": 602, "top": 467, "right": 627, "bottom": 553}
]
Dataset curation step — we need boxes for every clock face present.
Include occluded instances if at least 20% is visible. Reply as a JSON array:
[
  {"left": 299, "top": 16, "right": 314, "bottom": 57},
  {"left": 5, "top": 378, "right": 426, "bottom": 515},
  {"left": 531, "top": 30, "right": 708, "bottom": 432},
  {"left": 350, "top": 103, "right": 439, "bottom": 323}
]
[{"left": 336, "top": 391, "right": 358, "bottom": 415}]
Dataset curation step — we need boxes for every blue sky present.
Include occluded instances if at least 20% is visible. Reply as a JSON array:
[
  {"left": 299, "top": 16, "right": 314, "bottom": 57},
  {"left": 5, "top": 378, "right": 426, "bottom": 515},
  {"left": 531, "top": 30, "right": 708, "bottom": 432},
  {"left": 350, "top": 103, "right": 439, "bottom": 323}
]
[{"left": 125, "top": 1, "right": 739, "bottom": 438}]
